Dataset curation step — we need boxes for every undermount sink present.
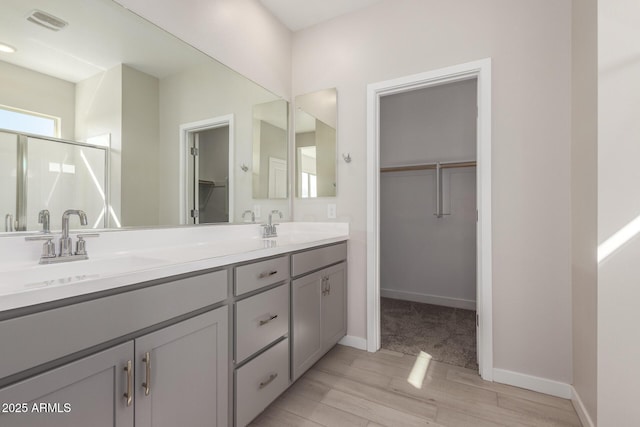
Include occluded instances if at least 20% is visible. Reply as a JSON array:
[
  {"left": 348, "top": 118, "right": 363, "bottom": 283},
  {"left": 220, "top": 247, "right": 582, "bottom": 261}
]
[{"left": 0, "top": 256, "right": 168, "bottom": 297}]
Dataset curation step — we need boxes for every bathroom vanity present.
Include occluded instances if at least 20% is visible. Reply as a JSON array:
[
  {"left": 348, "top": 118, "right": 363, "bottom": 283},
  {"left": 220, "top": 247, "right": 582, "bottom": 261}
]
[{"left": 0, "top": 222, "right": 348, "bottom": 426}]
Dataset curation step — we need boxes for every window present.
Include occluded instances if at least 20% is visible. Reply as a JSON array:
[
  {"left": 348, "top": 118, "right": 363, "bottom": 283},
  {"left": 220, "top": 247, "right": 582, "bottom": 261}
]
[
  {"left": 0, "top": 105, "right": 59, "bottom": 137},
  {"left": 301, "top": 172, "right": 317, "bottom": 198}
]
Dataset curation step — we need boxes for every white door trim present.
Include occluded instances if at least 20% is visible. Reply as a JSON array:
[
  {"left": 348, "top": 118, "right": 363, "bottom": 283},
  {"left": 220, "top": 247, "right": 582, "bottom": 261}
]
[
  {"left": 365, "top": 58, "right": 493, "bottom": 380},
  {"left": 179, "top": 115, "right": 235, "bottom": 224}
]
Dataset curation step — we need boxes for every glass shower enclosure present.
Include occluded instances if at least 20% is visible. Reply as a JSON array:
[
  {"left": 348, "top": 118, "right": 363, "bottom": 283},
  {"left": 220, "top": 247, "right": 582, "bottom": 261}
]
[{"left": 1, "top": 130, "right": 108, "bottom": 232}]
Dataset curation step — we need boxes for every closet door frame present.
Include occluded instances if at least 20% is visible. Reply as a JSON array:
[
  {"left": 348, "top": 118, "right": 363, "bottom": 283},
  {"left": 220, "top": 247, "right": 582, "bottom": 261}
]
[{"left": 365, "top": 58, "right": 493, "bottom": 381}]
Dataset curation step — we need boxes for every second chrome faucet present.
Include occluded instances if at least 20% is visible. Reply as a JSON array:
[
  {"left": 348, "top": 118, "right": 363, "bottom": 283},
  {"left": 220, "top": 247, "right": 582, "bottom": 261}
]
[{"left": 262, "top": 210, "right": 282, "bottom": 238}]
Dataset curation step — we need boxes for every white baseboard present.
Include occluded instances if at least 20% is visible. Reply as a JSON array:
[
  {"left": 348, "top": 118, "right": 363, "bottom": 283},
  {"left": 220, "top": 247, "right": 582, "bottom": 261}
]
[
  {"left": 571, "top": 386, "right": 595, "bottom": 427},
  {"left": 492, "top": 368, "right": 572, "bottom": 399},
  {"left": 339, "top": 335, "right": 367, "bottom": 350},
  {"left": 380, "top": 288, "right": 476, "bottom": 310}
]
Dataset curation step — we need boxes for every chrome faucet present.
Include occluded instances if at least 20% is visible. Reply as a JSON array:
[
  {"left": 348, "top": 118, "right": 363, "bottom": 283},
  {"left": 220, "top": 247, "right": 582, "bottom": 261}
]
[
  {"left": 60, "top": 210, "right": 88, "bottom": 257},
  {"left": 242, "top": 209, "right": 255, "bottom": 223},
  {"left": 262, "top": 210, "right": 282, "bottom": 238},
  {"left": 26, "top": 209, "right": 99, "bottom": 264},
  {"left": 38, "top": 209, "right": 50, "bottom": 233}
]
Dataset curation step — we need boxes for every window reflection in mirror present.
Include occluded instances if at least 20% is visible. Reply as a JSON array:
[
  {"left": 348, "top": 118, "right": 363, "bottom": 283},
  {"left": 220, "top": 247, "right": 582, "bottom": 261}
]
[
  {"left": 252, "top": 100, "right": 289, "bottom": 199},
  {"left": 295, "top": 89, "right": 337, "bottom": 198}
]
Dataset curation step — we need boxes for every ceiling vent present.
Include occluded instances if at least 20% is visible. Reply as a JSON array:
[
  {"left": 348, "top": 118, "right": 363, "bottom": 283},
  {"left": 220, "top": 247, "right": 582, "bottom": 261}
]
[{"left": 27, "top": 10, "right": 68, "bottom": 31}]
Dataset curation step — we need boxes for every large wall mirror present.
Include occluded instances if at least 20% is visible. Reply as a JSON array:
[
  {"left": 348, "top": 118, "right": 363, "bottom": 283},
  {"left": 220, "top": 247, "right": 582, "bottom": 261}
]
[
  {"left": 0, "top": 0, "right": 289, "bottom": 233},
  {"left": 295, "top": 89, "right": 337, "bottom": 198}
]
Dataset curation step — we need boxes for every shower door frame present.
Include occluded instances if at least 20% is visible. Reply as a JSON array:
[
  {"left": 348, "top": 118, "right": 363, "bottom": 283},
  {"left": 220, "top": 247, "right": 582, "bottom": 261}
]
[
  {"left": 365, "top": 58, "right": 493, "bottom": 380},
  {"left": 1, "top": 129, "right": 109, "bottom": 231}
]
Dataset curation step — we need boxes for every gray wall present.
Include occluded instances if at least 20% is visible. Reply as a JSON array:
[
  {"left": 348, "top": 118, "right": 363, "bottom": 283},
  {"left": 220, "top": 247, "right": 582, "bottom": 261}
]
[
  {"left": 121, "top": 65, "right": 160, "bottom": 227},
  {"left": 0, "top": 60, "right": 76, "bottom": 140},
  {"left": 379, "top": 79, "right": 477, "bottom": 309},
  {"left": 571, "top": 0, "right": 597, "bottom": 423},
  {"left": 316, "top": 120, "right": 336, "bottom": 197},
  {"left": 254, "top": 121, "right": 287, "bottom": 199},
  {"left": 292, "top": 0, "right": 572, "bottom": 384},
  {"left": 598, "top": 0, "right": 640, "bottom": 423}
]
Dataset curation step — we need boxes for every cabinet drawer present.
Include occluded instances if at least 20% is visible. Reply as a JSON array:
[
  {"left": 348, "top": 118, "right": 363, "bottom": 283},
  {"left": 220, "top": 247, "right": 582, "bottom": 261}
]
[
  {"left": 235, "top": 284, "right": 289, "bottom": 363},
  {"left": 235, "top": 256, "right": 289, "bottom": 296},
  {"left": 235, "top": 338, "right": 289, "bottom": 427},
  {"left": 292, "top": 242, "right": 347, "bottom": 277}
]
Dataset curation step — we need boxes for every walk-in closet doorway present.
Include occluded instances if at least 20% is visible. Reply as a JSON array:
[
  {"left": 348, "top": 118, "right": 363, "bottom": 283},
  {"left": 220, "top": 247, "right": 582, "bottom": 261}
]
[
  {"left": 379, "top": 77, "right": 478, "bottom": 370},
  {"left": 366, "top": 59, "right": 493, "bottom": 380}
]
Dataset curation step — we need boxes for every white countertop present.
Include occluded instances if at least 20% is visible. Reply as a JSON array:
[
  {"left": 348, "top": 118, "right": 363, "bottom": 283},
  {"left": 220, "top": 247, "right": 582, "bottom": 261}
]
[{"left": 0, "top": 222, "right": 349, "bottom": 313}]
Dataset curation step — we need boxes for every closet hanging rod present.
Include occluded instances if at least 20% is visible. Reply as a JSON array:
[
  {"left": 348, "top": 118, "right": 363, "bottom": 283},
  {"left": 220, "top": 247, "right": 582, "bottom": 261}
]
[{"left": 380, "top": 160, "right": 476, "bottom": 173}]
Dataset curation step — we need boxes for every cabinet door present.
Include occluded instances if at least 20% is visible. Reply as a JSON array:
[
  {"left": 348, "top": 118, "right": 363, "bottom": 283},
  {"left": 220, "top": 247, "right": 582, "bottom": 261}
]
[
  {"left": 0, "top": 342, "right": 134, "bottom": 427},
  {"left": 134, "top": 307, "right": 228, "bottom": 427},
  {"left": 322, "top": 262, "right": 347, "bottom": 350},
  {"left": 292, "top": 271, "right": 323, "bottom": 380}
]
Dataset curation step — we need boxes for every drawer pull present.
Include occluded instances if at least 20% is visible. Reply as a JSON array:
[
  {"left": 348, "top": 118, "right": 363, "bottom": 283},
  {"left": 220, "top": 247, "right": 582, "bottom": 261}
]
[
  {"left": 142, "top": 352, "right": 151, "bottom": 396},
  {"left": 258, "top": 372, "right": 278, "bottom": 389},
  {"left": 124, "top": 360, "right": 133, "bottom": 407},
  {"left": 259, "top": 314, "right": 278, "bottom": 326},
  {"left": 258, "top": 270, "right": 278, "bottom": 279}
]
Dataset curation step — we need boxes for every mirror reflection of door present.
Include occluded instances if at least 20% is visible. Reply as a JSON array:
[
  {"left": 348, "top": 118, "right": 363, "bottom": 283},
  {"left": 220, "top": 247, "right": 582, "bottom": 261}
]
[
  {"left": 188, "top": 126, "right": 230, "bottom": 224},
  {"left": 268, "top": 157, "right": 287, "bottom": 198}
]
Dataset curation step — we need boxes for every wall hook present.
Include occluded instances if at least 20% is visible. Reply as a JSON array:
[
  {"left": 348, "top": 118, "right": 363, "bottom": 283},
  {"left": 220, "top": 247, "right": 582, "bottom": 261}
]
[
  {"left": 240, "top": 163, "right": 249, "bottom": 172},
  {"left": 342, "top": 153, "right": 352, "bottom": 163}
]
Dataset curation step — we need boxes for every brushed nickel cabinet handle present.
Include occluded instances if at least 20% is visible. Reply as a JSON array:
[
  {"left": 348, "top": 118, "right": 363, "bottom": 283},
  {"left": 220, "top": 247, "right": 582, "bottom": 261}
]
[
  {"left": 258, "top": 270, "right": 278, "bottom": 279},
  {"left": 142, "top": 352, "right": 151, "bottom": 396},
  {"left": 124, "top": 360, "right": 133, "bottom": 406},
  {"left": 259, "top": 314, "right": 278, "bottom": 326},
  {"left": 259, "top": 373, "right": 278, "bottom": 389},
  {"left": 322, "top": 276, "right": 329, "bottom": 296}
]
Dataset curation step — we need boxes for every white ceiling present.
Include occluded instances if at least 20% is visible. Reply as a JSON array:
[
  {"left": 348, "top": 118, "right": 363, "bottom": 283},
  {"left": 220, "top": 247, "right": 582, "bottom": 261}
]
[
  {"left": 258, "top": 0, "right": 384, "bottom": 32},
  {"left": 0, "top": 0, "right": 208, "bottom": 83}
]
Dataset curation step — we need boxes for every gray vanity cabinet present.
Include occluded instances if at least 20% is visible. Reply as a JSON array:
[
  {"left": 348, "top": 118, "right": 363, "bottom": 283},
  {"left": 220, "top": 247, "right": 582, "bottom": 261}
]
[
  {"left": 0, "top": 308, "right": 228, "bottom": 427},
  {"left": 321, "top": 263, "right": 347, "bottom": 351},
  {"left": 135, "top": 307, "right": 228, "bottom": 427},
  {"left": 0, "top": 342, "right": 134, "bottom": 427},
  {"left": 292, "top": 262, "right": 347, "bottom": 380},
  {"left": 292, "top": 242, "right": 347, "bottom": 381},
  {"left": 291, "top": 271, "right": 323, "bottom": 379}
]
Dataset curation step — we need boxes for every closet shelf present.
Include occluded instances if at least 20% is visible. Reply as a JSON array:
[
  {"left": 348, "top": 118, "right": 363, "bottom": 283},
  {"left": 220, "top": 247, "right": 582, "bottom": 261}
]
[{"left": 380, "top": 160, "right": 476, "bottom": 173}]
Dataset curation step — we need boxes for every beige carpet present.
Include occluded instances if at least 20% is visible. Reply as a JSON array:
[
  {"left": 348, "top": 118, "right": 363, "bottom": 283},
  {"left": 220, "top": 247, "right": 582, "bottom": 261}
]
[{"left": 380, "top": 297, "right": 478, "bottom": 370}]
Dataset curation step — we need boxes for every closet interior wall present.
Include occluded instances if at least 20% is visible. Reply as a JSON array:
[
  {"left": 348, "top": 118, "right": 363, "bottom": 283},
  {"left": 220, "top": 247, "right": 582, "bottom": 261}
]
[{"left": 379, "top": 79, "right": 477, "bottom": 309}]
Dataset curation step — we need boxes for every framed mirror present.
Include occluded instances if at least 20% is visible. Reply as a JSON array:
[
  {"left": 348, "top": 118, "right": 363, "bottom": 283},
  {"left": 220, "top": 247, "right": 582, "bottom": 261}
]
[
  {"left": 295, "top": 89, "right": 337, "bottom": 198},
  {"left": 0, "top": 0, "right": 288, "bottom": 233}
]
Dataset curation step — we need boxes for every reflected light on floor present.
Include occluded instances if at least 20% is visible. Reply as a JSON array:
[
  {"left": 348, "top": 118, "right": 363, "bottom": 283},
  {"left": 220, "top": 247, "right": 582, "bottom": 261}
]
[
  {"left": 407, "top": 351, "right": 432, "bottom": 389},
  {"left": 598, "top": 214, "right": 640, "bottom": 262}
]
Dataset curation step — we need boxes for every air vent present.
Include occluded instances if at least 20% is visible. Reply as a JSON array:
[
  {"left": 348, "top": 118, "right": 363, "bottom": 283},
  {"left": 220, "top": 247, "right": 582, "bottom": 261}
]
[{"left": 27, "top": 10, "right": 68, "bottom": 31}]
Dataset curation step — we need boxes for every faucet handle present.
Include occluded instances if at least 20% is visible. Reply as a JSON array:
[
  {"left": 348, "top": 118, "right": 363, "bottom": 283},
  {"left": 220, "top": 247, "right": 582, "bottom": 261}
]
[
  {"left": 38, "top": 209, "right": 50, "bottom": 233},
  {"left": 25, "top": 235, "right": 57, "bottom": 259},
  {"left": 25, "top": 234, "right": 56, "bottom": 241},
  {"left": 75, "top": 233, "right": 99, "bottom": 256}
]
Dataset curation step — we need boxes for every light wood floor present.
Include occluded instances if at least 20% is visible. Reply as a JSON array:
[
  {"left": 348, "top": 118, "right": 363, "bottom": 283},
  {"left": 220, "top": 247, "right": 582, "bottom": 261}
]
[{"left": 249, "top": 345, "right": 582, "bottom": 427}]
